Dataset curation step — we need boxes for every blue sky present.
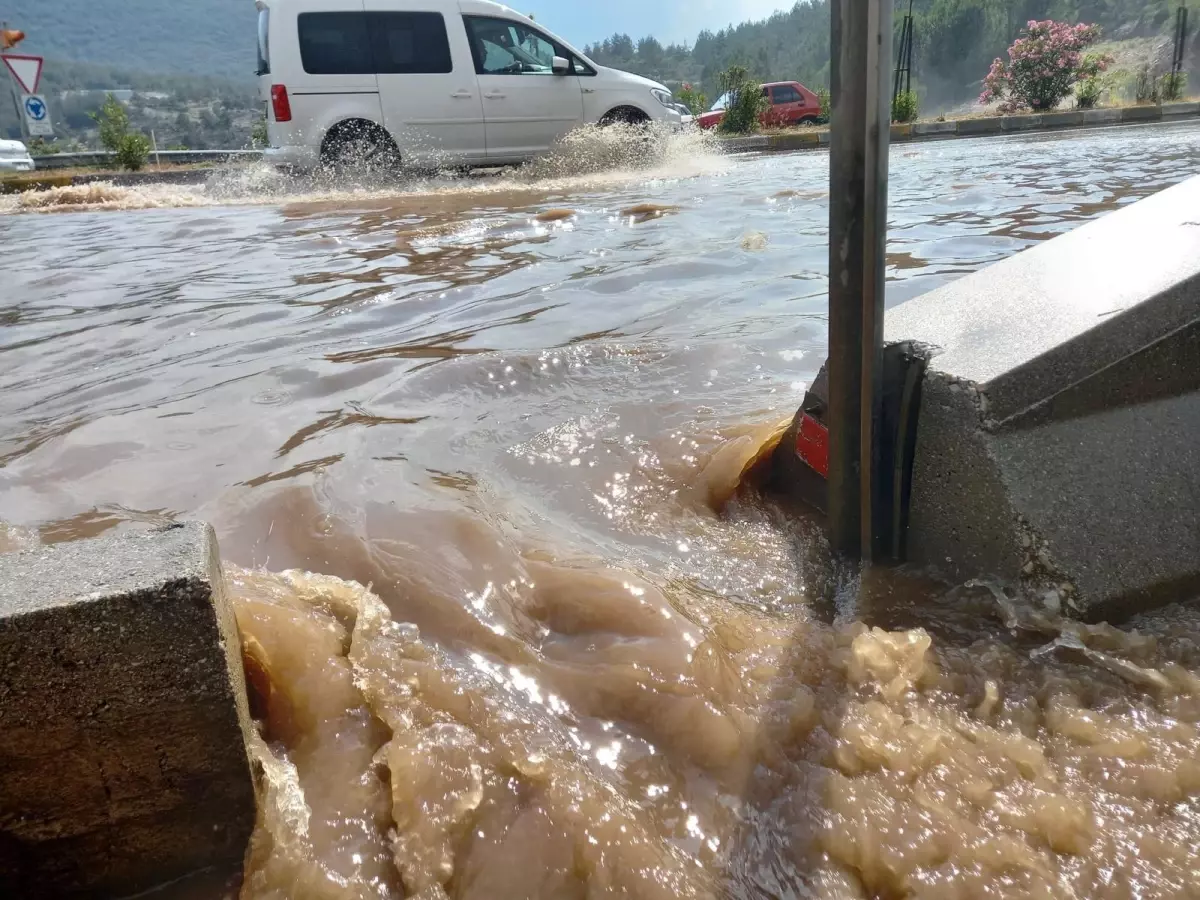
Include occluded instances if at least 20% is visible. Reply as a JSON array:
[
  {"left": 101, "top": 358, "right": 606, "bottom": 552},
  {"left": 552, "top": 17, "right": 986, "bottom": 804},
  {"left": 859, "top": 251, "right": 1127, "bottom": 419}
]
[{"left": 520, "top": 0, "right": 795, "bottom": 47}]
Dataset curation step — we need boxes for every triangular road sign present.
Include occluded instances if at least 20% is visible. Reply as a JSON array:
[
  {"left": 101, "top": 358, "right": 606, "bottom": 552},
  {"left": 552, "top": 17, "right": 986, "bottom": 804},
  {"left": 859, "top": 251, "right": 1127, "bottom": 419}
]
[{"left": 2, "top": 54, "right": 43, "bottom": 94}]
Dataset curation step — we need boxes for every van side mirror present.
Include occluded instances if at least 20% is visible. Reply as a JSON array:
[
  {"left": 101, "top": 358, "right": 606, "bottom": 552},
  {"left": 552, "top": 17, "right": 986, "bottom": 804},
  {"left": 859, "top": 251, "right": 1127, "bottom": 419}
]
[{"left": 551, "top": 56, "right": 570, "bottom": 75}]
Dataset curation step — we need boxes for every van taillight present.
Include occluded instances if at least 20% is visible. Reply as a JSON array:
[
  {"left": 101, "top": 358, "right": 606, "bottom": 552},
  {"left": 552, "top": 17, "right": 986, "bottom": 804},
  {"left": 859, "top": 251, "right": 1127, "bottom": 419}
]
[{"left": 271, "top": 85, "right": 292, "bottom": 123}]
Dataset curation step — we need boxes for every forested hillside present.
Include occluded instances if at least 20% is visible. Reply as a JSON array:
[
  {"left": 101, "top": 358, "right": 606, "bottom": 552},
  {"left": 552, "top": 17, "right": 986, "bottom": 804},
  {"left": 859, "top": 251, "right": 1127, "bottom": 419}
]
[
  {"left": 1, "top": 0, "right": 1196, "bottom": 145},
  {"left": 586, "top": 0, "right": 1200, "bottom": 107},
  {"left": 2, "top": 0, "right": 254, "bottom": 80}
]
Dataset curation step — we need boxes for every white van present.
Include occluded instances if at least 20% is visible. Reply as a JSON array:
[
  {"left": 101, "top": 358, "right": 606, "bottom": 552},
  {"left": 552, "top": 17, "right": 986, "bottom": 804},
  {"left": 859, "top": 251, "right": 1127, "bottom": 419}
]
[{"left": 255, "top": 0, "right": 686, "bottom": 171}]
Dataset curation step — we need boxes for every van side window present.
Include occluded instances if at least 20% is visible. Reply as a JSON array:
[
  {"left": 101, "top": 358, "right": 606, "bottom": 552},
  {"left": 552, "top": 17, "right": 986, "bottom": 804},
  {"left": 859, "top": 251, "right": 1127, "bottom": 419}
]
[
  {"left": 298, "top": 12, "right": 373, "bottom": 75},
  {"left": 464, "top": 16, "right": 563, "bottom": 76},
  {"left": 370, "top": 12, "right": 452, "bottom": 74},
  {"left": 298, "top": 12, "right": 453, "bottom": 76}
]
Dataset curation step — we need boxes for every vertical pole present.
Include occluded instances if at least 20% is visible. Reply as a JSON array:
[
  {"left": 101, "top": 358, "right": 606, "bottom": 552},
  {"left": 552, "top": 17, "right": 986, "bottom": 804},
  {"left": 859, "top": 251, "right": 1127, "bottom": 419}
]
[
  {"left": 905, "top": 0, "right": 915, "bottom": 96},
  {"left": 7, "top": 70, "right": 30, "bottom": 143},
  {"left": 1173, "top": 6, "right": 1188, "bottom": 81},
  {"left": 828, "top": 0, "right": 893, "bottom": 559}
]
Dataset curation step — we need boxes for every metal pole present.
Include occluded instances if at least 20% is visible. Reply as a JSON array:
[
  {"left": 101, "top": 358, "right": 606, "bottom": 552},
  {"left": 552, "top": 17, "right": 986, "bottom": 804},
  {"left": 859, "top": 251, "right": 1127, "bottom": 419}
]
[
  {"left": 905, "top": 2, "right": 914, "bottom": 96},
  {"left": 1173, "top": 6, "right": 1188, "bottom": 81},
  {"left": 828, "top": 0, "right": 893, "bottom": 559}
]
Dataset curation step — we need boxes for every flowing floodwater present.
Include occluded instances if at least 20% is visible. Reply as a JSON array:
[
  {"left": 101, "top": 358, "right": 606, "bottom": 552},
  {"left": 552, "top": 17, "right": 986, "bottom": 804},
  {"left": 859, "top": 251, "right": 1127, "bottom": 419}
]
[{"left": 3, "top": 122, "right": 1200, "bottom": 899}]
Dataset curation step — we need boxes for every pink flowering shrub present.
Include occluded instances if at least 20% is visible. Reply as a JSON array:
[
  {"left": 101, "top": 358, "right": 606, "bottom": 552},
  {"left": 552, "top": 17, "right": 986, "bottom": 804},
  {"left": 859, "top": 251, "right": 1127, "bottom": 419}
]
[{"left": 980, "top": 20, "right": 1112, "bottom": 113}]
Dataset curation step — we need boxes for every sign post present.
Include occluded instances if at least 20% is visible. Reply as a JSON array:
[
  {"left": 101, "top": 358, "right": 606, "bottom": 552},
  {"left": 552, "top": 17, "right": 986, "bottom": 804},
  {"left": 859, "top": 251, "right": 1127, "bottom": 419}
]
[{"left": 2, "top": 52, "right": 52, "bottom": 141}]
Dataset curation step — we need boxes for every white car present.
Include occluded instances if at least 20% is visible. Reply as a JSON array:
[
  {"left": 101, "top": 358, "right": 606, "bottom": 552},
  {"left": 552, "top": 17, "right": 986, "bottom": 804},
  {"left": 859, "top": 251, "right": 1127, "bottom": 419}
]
[
  {"left": 0, "top": 139, "right": 35, "bottom": 173},
  {"left": 255, "top": 0, "right": 685, "bottom": 171}
]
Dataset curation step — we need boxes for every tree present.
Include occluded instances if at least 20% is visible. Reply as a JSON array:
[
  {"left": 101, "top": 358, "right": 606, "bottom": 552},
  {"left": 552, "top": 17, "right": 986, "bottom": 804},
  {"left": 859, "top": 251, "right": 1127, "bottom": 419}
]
[
  {"left": 89, "top": 94, "right": 131, "bottom": 151},
  {"left": 980, "top": 19, "right": 1111, "bottom": 112}
]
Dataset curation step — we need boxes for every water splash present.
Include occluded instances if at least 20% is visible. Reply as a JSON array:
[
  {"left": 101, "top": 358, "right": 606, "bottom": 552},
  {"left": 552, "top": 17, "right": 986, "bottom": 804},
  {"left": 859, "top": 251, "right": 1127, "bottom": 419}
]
[{"left": 0, "top": 124, "right": 725, "bottom": 216}]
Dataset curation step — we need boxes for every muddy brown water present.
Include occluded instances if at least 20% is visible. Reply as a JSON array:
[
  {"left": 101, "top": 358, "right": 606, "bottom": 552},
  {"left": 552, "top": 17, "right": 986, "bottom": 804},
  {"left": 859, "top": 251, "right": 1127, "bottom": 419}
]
[{"left": 3, "top": 123, "right": 1200, "bottom": 899}]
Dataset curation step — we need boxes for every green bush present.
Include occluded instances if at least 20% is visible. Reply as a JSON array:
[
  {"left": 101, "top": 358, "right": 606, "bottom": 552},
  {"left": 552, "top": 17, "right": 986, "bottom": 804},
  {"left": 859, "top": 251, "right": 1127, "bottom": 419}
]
[
  {"left": 250, "top": 115, "right": 268, "bottom": 148},
  {"left": 89, "top": 92, "right": 153, "bottom": 170},
  {"left": 1160, "top": 71, "right": 1187, "bottom": 102},
  {"left": 1075, "top": 76, "right": 1101, "bottom": 109},
  {"left": 717, "top": 65, "right": 767, "bottom": 134},
  {"left": 816, "top": 87, "right": 831, "bottom": 125},
  {"left": 891, "top": 89, "right": 919, "bottom": 123},
  {"left": 115, "top": 132, "right": 151, "bottom": 171},
  {"left": 90, "top": 94, "right": 130, "bottom": 152},
  {"left": 1134, "top": 64, "right": 1160, "bottom": 104},
  {"left": 677, "top": 82, "right": 707, "bottom": 117}
]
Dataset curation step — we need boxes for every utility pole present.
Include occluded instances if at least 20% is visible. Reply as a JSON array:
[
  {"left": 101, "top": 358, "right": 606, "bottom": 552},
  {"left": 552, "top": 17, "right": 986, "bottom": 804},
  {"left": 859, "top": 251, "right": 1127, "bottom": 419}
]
[
  {"left": 827, "top": 0, "right": 894, "bottom": 559},
  {"left": 1171, "top": 5, "right": 1189, "bottom": 96},
  {"left": 892, "top": 0, "right": 915, "bottom": 106}
]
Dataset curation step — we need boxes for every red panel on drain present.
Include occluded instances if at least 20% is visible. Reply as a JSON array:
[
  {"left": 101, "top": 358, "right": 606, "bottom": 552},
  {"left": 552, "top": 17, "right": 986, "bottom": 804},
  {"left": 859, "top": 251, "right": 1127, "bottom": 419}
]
[{"left": 794, "top": 414, "right": 829, "bottom": 479}]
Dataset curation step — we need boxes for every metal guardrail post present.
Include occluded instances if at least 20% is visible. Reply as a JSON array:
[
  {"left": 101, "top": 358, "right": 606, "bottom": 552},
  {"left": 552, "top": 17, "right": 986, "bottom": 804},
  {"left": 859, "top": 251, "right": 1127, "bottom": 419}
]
[{"left": 827, "top": 0, "right": 893, "bottom": 559}]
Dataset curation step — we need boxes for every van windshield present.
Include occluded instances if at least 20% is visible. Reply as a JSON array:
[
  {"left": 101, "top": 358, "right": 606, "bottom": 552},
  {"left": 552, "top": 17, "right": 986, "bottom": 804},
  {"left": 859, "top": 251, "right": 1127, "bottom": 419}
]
[{"left": 256, "top": 8, "right": 270, "bottom": 75}]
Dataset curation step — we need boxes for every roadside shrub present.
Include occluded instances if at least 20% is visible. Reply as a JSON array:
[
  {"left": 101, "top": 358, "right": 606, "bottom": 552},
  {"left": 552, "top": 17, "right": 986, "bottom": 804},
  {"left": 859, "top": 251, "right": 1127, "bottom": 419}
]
[
  {"left": 1075, "top": 77, "right": 1101, "bottom": 109},
  {"left": 250, "top": 115, "right": 268, "bottom": 148},
  {"left": 717, "top": 65, "right": 767, "bottom": 134},
  {"left": 115, "top": 132, "right": 151, "bottom": 171},
  {"left": 817, "top": 87, "right": 831, "bottom": 124},
  {"left": 678, "top": 82, "right": 707, "bottom": 117},
  {"left": 90, "top": 94, "right": 131, "bottom": 152},
  {"left": 1134, "top": 64, "right": 1160, "bottom": 104},
  {"left": 891, "top": 89, "right": 919, "bottom": 123},
  {"left": 90, "top": 93, "right": 153, "bottom": 170},
  {"left": 1160, "top": 71, "right": 1187, "bottom": 102},
  {"left": 980, "top": 20, "right": 1111, "bottom": 113}
]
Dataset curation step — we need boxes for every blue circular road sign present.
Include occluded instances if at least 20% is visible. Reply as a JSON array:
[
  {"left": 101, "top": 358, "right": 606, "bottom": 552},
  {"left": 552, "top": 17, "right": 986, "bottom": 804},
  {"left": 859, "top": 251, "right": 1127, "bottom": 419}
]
[{"left": 24, "top": 96, "right": 47, "bottom": 121}]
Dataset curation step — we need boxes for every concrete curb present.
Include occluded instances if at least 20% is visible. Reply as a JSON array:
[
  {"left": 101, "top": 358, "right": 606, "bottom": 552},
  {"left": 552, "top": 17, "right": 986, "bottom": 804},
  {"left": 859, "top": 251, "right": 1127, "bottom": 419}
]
[
  {"left": 32, "top": 149, "right": 263, "bottom": 171},
  {"left": 2, "top": 168, "right": 225, "bottom": 195},
  {"left": 885, "top": 175, "right": 1200, "bottom": 621},
  {"left": 0, "top": 523, "right": 256, "bottom": 896},
  {"left": 719, "top": 101, "right": 1200, "bottom": 154}
]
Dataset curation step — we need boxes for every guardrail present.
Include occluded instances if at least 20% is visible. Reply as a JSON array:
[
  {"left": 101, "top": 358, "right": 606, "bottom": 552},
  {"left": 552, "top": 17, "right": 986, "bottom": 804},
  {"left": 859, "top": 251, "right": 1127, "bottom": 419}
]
[{"left": 34, "top": 149, "right": 264, "bottom": 170}]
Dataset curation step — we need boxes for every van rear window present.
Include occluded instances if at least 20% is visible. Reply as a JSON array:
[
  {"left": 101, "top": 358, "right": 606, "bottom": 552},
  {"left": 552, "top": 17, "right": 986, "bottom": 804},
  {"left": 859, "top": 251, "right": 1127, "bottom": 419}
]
[
  {"left": 298, "top": 12, "right": 372, "bottom": 75},
  {"left": 298, "top": 12, "right": 452, "bottom": 76}
]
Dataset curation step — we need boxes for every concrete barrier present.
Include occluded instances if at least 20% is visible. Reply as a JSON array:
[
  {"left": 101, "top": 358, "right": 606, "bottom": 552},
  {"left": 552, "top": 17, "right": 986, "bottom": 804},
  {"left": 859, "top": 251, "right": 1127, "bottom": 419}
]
[
  {"left": 1041, "top": 111, "right": 1085, "bottom": 129},
  {"left": 1081, "top": 107, "right": 1123, "bottom": 126},
  {"left": 769, "top": 131, "right": 822, "bottom": 151},
  {"left": 1001, "top": 113, "right": 1043, "bottom": 131},
  {"left": 912, "top": 120, "right": 957, "bottom": 137},
  {"left": 885, "top": 174, "right": 1200, "bottom": 620},
  {"left": 34, "top": 149, "right": 263, "bottom": 171},
  {"left": 1163, "top": 100, "right": 1200, "bottom": 117},
  {"left": 721, "top": 102, "right": 1200, "bottom": 155},
  {"left": 1121, "top": 104, "right": 1165, "bottom": 122},
  {"left": 0, "top": 523, "right": 255, "bottom": 896}
]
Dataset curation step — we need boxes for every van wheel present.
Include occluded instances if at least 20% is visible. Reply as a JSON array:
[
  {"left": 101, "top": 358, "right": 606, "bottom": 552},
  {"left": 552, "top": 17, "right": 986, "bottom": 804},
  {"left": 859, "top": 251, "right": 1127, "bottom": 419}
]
[
  {"left": 798, "top": 116, "right": 819, "bottom": 126},
  {"left": 321, "top": 120, "right": 401, "bottom": 175},
  {"left": 599, "top": 107, "right": 650, "bottom": 127}
]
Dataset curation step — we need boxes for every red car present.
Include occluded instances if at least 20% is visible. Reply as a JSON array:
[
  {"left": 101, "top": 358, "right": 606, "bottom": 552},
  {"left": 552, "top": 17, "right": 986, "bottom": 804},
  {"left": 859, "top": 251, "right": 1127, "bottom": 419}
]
[{"left": 697, "top": 81, "right": 822, "bottom": 130}]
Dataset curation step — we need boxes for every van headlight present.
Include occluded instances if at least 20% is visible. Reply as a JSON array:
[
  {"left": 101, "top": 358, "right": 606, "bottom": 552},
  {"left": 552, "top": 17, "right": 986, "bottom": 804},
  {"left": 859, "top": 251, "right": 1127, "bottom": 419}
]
[{"left": 650, "top": 88, "right": 675, "bottom": 108}]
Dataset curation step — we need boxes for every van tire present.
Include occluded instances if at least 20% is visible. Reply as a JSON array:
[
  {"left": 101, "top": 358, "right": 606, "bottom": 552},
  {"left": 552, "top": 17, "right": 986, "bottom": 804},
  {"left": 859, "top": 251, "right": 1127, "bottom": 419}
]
[
  {"left": 599, "top": 107, "right": 650, "bottom": 127},
  {"left": 321, "top": 120, "right": 401, "bottom": 174}
]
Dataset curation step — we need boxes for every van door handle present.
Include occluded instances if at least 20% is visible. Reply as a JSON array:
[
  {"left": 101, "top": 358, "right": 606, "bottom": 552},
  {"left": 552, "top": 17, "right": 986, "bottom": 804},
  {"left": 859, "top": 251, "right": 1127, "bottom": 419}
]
[
  {"left": 484, "top": 91, "right": 506, "bottom": 100},
  {"left": 451, "top": 90, "right": 473, "bottom": 99},
  {"left": 582, "top": 88, "right": 596, "bottom": 94}
]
